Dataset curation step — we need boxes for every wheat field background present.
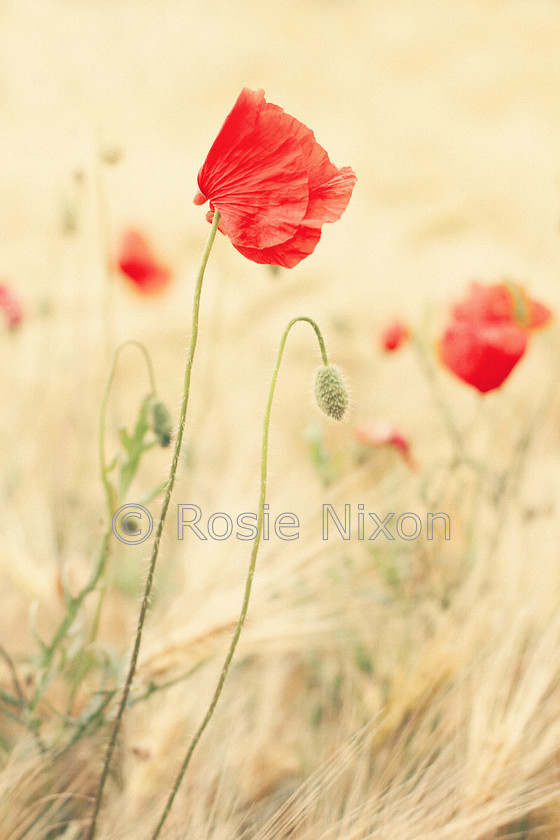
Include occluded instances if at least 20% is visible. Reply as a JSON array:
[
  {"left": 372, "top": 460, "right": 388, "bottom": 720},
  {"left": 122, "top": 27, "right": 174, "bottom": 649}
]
[{"left": 2, "top": 1, "right": 560, "bottom": 838}]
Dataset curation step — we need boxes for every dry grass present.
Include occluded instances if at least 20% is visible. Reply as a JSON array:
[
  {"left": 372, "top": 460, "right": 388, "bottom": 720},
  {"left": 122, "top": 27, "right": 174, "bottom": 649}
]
[{"left": 2, "top": 0, "right": 560, "bottom": 838}]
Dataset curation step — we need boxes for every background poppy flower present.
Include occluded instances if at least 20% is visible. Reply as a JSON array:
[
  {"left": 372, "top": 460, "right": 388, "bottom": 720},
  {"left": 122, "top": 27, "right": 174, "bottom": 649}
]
[
  {"left": 194, "top": 88, "right": 357, "bottom": 268},
  {"left": 438, "top": 281, "right": 551, "bottom": 393},
  {"left": 0, "top": 283, "right": 23, "bottom": 329},
  {"left": 117, "top": 229, "right": 171, "bottom": 293},
  {"left": 381, "top": 319, "right": 409, "bottom": 351},
  {"left": 355, "top": 420, "right": 417, "bottom": 470}
]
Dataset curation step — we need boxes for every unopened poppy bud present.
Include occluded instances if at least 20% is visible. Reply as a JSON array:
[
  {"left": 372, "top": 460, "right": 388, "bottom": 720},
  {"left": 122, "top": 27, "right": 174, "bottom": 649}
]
[
  {"left": 314, "top": 364, "right": 349, "bottom": 421},
  {"left": 151, "top": 400, "right": 173, "bottom": 447}
]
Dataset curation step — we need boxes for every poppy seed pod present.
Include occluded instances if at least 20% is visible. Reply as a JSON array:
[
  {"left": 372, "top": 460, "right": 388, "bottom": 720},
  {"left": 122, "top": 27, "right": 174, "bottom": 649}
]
[{"left": 314, "top": 365, "right": 349, "bottom": 421}]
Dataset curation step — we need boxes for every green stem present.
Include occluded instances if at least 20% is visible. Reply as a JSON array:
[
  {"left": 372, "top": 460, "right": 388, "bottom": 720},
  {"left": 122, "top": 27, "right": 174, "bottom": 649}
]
[
  {"left": 0, "top": 644, "right": 25, "bottom": 706},
  {"left": 94, "top": 134, "right": 116, "bottom": 363},
  {"left": 411, "top": 332, "right": 465, "bottom": 462},
  {"left": 99, "top": 339, "right": 157, "bottom": 515},
  {"left": 86, "top": 210, "right": 221, "bottom": 840},
  {"left": 92, "top": 338, "right": 158, "bottom": 648},
  {"left": 150, "top": 315, "right": 330, "bottom": 840},
  {"left": 29, "top": 528, "right": 112, "bottom": 715},
  {"left": 30, "top": 341, "right": 157, "bottom": 716}
]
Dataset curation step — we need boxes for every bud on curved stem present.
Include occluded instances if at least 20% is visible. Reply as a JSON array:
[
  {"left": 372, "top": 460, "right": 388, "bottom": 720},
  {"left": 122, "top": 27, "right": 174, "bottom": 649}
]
[{"left": 150, "top": 315, "right": 348, "bottom": 839}]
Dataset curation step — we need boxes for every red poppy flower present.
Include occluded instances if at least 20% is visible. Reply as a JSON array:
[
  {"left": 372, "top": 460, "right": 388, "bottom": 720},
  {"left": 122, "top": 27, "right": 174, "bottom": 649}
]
[
  {"left": 117, "top": 230, "right": 171, "bottom": 293},
  {"left": 355, "top": 420, "right": 417, "bottom": 470},
  {"left": 0, "top": 283, "right": 23, "bottom": 328},
  {"left": 381, "top": 319, "right": 409, "bottom": 351},
  {"left": 193, "top": 88, "right": 357, "bottom": 268},
  {"left": 439, "top": 281, "right": 551, "bottom": 393}
]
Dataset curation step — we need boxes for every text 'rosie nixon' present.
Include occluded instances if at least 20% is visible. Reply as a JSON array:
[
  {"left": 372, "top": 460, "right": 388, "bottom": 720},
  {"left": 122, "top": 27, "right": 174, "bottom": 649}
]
[{"left": 177, "top": 504, "right": 451, "bottom": 542}]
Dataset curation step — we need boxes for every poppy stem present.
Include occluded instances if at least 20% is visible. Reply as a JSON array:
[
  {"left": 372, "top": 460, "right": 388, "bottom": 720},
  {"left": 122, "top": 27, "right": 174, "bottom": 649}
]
[
  {"left": 410, "top": 331, "right": 465, "bottom": 461},
  {"left": 86, "top": 210, "right": 222, "bottom": 840},
  {"left": 26, "top": 340, "right": 158, "bottom": 725},
  {"left": 90, "top": 339, "right": 158, "bottom": 648},
  {"left": 94, "top": 134, "right": 117, "bottom": 363},
  {"left": 99, "top": 339, "right": 157, "bottom": 515},
  {"left": 150, "top": 315, "right": 331, "bottom": 840}
]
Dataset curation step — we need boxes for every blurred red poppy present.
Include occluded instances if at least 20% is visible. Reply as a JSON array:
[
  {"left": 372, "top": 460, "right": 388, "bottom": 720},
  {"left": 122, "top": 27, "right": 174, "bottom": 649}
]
[
  {"left": 355, "top": 420, "right": 417, "bottom": 470},
  {"left": 0, "top": 283, "right": 23, "bottom": 328},
  {"left": 381, "top": 319, "right": 409, "bottom": 351},
  {"left": 193, "top": 88, "right": 357, "bottom": 268},
  {"left": 117, "top": 230, "right": 171, "bottom": 293},
  {"left": 439, "top": 281, "right": 551, "bottom": 393}
]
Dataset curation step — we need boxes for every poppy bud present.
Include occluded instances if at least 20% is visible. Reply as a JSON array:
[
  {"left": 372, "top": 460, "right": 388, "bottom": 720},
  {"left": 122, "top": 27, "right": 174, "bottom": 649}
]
[
  {"left": 151, "top": 400, "right": 173, "bottom": 447},
  {"left": 314, "top": 365, "right": 349, "bottom": 421}
]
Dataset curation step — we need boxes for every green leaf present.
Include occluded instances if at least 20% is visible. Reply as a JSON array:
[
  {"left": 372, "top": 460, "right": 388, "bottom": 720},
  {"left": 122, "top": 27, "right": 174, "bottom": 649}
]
[
  {"left": 140, "top": 480, "right": 168, "bottom": 506},
  {"left": 119, "top": 395, "right": 153, "bottom": 498},
  {"left": 305, "top": 420, "right": 338, "bottom": 487}
]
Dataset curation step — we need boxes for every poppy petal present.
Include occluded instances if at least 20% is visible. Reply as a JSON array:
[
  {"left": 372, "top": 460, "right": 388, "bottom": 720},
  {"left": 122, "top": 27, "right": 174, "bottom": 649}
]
[
  {"left": 197, "top": 90, "right": 309, "bottom": 249},
  {"left": 452, "top": 282, "right": 512, "bottom": 324},
  {"left": 231, "top": 168, "right": 357, "bottom": 267},
  {"left": 355, "top": 420, "right": 417, "bottom": 470},
  {"left": 453, "top": 281, "right": 552, "bottom": 331},
  {"left": 527, "top": 298, "right": 552, "bottom": 329},
  {"left": 439, "top": 321, "right": 528, "bottom": 393},
  {"left": 234, "top": 227, "right": 322, "bottom": 269}
]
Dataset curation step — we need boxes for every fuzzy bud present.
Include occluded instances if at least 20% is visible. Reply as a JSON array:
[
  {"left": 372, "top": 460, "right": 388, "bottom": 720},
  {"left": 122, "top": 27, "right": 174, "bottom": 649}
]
[
  {"left": 314, "top": 364, "right": 349, "bottom": 421},
  {"left": 151, "top": 400, "right": 173, "bottom": 447}
]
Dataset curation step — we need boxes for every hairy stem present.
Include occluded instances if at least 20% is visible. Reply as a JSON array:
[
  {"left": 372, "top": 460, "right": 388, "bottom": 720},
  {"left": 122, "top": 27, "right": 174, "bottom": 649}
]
[
  {"left": 86, "top": 211, "right": 221, "bottom": 840},
  {"left": 151, "top": 315, "right": 330, "bottom": 839}
]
